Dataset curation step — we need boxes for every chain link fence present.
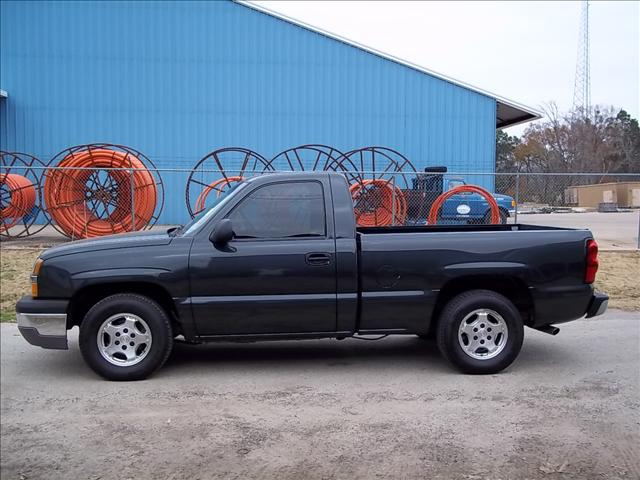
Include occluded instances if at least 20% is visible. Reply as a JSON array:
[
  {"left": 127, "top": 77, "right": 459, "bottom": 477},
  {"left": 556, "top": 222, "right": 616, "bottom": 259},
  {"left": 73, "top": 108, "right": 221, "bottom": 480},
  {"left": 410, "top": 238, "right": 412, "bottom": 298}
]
[{"left": 1, "top": 165, "right": 639, "bottom": 248}]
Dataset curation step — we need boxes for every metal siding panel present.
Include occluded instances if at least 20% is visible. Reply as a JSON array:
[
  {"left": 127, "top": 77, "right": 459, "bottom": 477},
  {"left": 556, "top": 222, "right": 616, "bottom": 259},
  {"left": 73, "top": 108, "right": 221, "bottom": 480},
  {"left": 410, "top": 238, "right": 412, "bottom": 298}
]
[{"left": 1, "top": 0, "right": 497, "bottom": 224}]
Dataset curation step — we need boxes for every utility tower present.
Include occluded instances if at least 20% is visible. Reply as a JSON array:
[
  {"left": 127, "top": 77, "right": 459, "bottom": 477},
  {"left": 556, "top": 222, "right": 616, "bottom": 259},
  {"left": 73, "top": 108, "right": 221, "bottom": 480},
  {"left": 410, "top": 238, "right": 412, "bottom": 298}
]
[{"left": 573, "top": 0, "right": 591, "bottom": 118}]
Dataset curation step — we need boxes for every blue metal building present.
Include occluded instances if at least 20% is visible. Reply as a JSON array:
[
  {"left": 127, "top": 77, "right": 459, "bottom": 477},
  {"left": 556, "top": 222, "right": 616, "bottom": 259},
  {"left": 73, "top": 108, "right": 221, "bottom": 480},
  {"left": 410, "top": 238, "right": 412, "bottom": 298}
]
[{"left": 0, "top": 0, "right": 538, "bottom": 224}]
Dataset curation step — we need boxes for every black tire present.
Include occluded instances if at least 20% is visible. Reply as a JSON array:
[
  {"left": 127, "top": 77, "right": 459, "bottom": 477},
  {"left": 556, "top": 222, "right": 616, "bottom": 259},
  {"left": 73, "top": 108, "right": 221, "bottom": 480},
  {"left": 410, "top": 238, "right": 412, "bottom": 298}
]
[
  {"left": 79, "top": 293, "right": 173, "bottom": 381},
  {"left": 483, "top": 209, "right": 507, "bottom": 224},
  {"left": 436, "top": 290, "right": 524, "bottom": 374}
]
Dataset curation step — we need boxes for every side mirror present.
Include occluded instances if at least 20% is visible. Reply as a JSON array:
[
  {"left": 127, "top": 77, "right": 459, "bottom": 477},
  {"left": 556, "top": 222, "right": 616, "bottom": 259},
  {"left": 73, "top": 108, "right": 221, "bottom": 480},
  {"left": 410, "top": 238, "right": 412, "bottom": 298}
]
[{"left": 209, "top": 219, "right": 234, "bottom": 245}]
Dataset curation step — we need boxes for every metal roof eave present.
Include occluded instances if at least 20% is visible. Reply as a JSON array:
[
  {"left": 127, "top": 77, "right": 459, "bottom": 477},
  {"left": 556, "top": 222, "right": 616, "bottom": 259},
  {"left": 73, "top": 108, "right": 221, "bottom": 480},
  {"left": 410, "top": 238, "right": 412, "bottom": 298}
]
[
  {"left": 238, "top": 1, "right": 542, "bottom": 129},
  {"left": 496, "top": 101, "right": 539, "bottom": 129}
]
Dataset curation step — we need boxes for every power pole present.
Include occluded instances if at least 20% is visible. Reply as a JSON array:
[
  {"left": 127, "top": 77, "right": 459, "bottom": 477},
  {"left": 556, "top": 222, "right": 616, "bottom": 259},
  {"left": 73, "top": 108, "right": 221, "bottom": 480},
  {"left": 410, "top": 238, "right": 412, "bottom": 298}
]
[{"left": 573, "top": 0, "right": 591, "bottom": 118}]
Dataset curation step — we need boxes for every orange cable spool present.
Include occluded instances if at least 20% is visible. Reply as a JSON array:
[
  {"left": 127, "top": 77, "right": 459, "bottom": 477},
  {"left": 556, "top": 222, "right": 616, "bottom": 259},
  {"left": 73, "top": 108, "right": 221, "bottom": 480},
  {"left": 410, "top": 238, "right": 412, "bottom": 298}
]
[
  {"left": 194, "top": 176, "right": 243, "bottom": 214},
  {"left": 427, "top": 185, "right": 500, "bottom": 225},
  {"left": 349, "top": 179, "right": 407, "bottom": 227},
  {"left": 0, "top": 173, "right": 37, "bottom": 232},
  {"left": 44, "top": 148, "right": 158, "bottom": 238}
]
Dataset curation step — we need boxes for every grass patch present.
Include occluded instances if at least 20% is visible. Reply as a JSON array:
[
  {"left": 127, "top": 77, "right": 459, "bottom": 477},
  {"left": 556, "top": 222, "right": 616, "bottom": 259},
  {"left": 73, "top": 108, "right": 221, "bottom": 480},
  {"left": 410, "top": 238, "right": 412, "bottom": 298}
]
[
  {"left": 0, "top": 311, "right": 16, "bottom": 322},
  {"left": 0, "top": 247, "right": 638, "bottom": 323},
  {"left": 0, "top": 248, "right": 41, "bottom": 322},
  {"left": 595, "top": 251, "right": 640, "bottom": 311}
]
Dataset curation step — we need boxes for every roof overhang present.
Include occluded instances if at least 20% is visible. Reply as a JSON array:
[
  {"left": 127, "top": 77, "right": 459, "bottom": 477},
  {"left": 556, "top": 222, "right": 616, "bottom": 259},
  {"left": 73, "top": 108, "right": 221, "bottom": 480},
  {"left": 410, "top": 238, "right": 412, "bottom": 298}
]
[
  {"left": 240, "top": 1, "right": 542, "bottom": 129},
  {"left": 496, "top": 100, "right": 539, "bottom": 129}
]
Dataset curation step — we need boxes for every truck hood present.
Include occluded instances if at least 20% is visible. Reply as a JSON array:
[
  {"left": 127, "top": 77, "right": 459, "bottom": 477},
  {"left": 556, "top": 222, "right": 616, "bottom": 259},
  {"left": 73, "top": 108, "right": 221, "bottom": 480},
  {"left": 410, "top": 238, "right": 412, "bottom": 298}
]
[{"left": 40, "top": 230, "right": 173, "bottom": 260}]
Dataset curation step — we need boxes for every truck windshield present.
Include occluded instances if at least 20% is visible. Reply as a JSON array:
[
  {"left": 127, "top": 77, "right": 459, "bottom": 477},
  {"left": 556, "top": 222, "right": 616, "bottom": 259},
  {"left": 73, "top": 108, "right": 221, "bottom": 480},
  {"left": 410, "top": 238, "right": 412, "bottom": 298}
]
[
  {"left": 448, "top": 179, "right": 465, "bottom": 190},
  {"left": 180, "top": 182, "right": 246, "bottom": 236}
]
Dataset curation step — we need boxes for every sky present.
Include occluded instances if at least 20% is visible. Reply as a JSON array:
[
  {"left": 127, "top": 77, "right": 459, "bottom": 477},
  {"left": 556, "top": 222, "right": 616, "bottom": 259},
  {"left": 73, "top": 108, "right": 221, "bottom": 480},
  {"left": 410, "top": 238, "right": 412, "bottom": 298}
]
[{"left": 254, "top": 1, "right": 639, "bottom": 135}]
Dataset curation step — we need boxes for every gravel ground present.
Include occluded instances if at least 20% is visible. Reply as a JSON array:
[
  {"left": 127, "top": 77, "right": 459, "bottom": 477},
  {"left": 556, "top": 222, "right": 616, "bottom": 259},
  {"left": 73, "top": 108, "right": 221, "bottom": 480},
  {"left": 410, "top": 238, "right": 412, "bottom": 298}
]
[{"left": 1, "top": 310, "right": 639, "bottom": 480}]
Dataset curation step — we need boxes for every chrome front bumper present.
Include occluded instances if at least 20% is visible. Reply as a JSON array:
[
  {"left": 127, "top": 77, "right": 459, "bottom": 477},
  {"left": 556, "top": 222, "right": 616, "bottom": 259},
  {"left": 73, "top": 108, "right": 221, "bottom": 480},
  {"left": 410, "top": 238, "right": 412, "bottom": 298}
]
[{"left": 16, "top": 296, "right": 68, "bottom": 350}]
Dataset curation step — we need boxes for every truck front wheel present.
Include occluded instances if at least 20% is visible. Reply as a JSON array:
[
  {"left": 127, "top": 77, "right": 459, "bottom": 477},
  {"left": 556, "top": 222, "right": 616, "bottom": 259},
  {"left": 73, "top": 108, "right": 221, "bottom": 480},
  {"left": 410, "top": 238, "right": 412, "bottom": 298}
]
[
  {"left": 436, "top": 290, "right": 523, "bottom": 374},
  {"left": 79, "top": 293, "right": 173, "bottom": 381}
]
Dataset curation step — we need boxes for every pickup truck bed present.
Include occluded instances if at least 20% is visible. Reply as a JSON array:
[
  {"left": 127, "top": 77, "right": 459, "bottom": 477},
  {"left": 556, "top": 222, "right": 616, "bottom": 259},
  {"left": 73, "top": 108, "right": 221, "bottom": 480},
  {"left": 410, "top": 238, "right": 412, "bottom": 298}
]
[
  {"left": 16, "top": 172, "right": 607, "bottom": 380},
  {"left": 357, "top": 223, "right": 596, "bottom": 331}
]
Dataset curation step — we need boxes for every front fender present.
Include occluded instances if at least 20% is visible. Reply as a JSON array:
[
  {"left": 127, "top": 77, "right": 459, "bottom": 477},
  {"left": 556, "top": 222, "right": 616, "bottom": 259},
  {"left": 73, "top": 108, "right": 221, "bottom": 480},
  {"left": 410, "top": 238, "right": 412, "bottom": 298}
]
[
  {"left": 64, "top": 268, "right": 195, "bottom": 339},
  {"left": 36, "top": 237, "right": 193, "bottom": 298}
]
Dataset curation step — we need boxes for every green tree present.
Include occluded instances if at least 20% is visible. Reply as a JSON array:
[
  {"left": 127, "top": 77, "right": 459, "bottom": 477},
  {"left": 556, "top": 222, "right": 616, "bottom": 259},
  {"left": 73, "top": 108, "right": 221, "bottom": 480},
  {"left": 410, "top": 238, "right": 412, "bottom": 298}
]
[
  {"left": 605, "top": 110, "right": 640, "bottom": 173},
  {"left": 495, "top": 129, "right": 520, "bottom": 173}
]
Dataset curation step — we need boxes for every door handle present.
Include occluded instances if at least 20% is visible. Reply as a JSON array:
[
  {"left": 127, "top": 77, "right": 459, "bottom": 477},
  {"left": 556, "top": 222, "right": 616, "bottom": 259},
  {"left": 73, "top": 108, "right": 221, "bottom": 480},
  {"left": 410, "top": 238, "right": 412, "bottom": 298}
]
[{"left": 305, "top": 252, "right": 331, "bottom": 266}]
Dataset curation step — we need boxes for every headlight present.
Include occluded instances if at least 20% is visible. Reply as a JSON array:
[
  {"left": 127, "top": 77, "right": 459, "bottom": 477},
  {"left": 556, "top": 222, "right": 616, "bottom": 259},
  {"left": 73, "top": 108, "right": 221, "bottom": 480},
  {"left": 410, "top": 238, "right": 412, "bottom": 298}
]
[{"left": 31, "top": 258, "right": 43, "bottom": 297}]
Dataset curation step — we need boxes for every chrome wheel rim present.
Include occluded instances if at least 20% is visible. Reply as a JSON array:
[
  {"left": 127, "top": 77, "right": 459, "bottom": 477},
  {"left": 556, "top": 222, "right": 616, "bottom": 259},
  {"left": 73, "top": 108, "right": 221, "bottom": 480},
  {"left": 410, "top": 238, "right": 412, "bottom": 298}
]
[
  {"left": 97, "top": 313, "right": 152, "bottom": 367},
  {"left": 458, "top": 308, "right": 508, "bottom": 360}
]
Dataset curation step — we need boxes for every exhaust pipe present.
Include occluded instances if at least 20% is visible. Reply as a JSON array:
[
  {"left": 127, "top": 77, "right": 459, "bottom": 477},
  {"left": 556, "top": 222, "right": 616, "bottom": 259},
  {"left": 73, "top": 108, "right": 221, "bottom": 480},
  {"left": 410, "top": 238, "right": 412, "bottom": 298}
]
[{"left": 534, "top": 325, "right": 560, "bottom": 336}]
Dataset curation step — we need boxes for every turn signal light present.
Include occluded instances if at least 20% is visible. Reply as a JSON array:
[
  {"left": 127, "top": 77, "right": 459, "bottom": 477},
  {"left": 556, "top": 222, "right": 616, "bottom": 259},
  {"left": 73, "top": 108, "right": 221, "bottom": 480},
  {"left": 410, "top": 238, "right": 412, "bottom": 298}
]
[
  {"left": 32, "top": 258, "right": 43, "bottom": 275},
  {"left": 584, "top": 239, "right": 599, "bottom": 284},
  {"left": 31, "top": 258, "right": 43, "bottom": 298}
]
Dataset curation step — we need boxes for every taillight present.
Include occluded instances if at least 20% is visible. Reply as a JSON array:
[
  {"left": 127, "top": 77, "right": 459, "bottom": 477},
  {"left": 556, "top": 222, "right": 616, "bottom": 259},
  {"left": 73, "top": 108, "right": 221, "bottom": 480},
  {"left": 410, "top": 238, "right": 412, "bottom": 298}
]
[{"left": 584, "top": 239, "right": 599, "bottom": 284}]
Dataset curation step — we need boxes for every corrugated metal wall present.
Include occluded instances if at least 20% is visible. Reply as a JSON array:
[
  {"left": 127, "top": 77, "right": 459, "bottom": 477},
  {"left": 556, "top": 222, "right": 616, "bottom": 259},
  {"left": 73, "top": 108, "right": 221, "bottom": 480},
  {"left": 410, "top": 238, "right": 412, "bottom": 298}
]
[{"left": 0, "top": 0, "right": 497, "bottom": 223}]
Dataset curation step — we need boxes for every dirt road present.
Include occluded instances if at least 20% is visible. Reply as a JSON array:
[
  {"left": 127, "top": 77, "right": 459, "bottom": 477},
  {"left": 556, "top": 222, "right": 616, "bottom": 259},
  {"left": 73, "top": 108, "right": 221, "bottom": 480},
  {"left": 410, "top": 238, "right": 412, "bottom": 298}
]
[{"left": 1, "top": 310, "right": 639, "bottom": 479}]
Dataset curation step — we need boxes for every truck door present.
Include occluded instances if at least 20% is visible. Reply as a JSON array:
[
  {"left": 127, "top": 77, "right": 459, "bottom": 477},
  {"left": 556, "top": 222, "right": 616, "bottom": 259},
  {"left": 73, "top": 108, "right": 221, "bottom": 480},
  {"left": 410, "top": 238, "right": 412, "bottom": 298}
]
[{"left": 188, "top": 179, "right": 337, "bottom": 336}]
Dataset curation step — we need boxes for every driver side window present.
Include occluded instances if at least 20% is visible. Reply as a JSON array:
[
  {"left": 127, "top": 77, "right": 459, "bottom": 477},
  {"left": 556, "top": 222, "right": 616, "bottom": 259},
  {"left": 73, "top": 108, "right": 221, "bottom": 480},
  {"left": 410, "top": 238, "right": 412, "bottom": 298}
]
[{"left": 228, "top": 181, "right": 326, "bottom": 239}]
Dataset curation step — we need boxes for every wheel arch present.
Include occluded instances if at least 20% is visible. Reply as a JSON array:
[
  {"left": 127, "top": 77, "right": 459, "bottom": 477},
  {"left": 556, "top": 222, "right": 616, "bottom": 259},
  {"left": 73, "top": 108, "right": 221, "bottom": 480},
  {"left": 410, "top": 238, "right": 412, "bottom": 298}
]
[
  {"left": 431, "top": 275, "right": 534, "bottom": 333},
  {"left": 68, "top": 281, "right": 180, "bottom": 333}
]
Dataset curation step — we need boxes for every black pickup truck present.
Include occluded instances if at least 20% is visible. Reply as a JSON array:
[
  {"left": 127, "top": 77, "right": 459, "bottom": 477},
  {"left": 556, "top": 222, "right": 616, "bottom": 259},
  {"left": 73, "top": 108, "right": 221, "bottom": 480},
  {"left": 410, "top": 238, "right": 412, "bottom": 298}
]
[{"left": 16, "top": 172, "right": 608, "bottom": 380}]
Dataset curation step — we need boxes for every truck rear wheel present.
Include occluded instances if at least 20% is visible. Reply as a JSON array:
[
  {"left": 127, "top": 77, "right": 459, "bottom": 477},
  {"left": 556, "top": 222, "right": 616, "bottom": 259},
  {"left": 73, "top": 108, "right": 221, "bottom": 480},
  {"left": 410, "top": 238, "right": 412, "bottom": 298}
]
[
  {"left": 436, "top": 290, "right": 523, "bottom": 374},
  {"left": 79, "top": 293, "right": 173, "bottom": 381}
]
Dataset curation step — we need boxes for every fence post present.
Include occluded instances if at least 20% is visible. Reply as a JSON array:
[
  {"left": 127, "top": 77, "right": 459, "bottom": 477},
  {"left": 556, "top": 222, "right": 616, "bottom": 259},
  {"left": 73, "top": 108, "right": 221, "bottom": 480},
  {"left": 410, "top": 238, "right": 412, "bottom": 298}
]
[
  {"left": 514, "top": 172, "right": 520, "bottom": 224},
  {"left": 637, "top": 210, "right": 640, "bottom": 250},
  {"left": 130, "top": 168, "right": 135, "bottom": 232},
  {"left": 391, "top": 176, "right": 396, "bottom": 226}
]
